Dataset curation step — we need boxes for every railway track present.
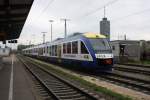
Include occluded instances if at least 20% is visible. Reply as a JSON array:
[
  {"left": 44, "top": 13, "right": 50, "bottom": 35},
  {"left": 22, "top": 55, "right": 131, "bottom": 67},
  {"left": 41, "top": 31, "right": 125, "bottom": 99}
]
[
  {"left": 117, "top": 63, "right": 150, "bottom": 69},
  {"left": 19, "top": 55, "right": 150, "bottom": 96},
  {"left": 114, "top": 66, "right": 150, "bottom": 76},
  {"left": 18, "top": 56, "right": 99, "bottom": 100},
  {"left": 97, "top": 72, "right": 150, "bottom": 95}
]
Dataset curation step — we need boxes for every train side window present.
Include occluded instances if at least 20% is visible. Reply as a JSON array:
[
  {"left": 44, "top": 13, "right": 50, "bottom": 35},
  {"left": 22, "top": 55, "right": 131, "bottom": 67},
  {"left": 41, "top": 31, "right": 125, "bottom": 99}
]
[
  {"left": 49, "top": 46, "right": 51, "bottom": 55},
  {"left": 45, "top": 47, "right": 47, "bottom": 54},
  {"left": 43, "top": 48, "right": 45, "bottom": 54},
  {"left": 81, "top": 41, "right": 89, "bottom": 54},
  {"left": 55, "top": 45, "right": 57, "bottom": 56},
  {"left": 47, "top": 46, "right": 48, "bottom": 53},
  {"left": 63, "top": 43, "right": 67, "bottom": 54},
  {"left": 52, "top": 45, "right": 55, "bottom": 56},
  {"left": 3, "top": 49, "right": 5, "bottom": 53},
  {"left": 72, "top": 41, "right": 78, "bottom": 54},
  {"left": 67, "top": 42, "right": 71, "bottom": 54}
]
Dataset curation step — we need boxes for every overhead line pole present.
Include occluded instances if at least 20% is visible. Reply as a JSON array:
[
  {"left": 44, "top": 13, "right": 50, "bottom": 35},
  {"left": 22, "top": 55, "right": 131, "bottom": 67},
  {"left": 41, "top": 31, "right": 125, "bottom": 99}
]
[
  {"left": 49, "top": 20, "right": 54, "bottom": 42},
  {"left": 61, "top": 18, "right": 70, "bottom": 38}
]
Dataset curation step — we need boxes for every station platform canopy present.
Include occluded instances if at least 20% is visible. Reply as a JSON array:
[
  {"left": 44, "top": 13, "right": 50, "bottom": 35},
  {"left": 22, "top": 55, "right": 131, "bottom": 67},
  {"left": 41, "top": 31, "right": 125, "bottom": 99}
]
[{"left": 0, "top": 0, "right": 33, "bottom": 41}]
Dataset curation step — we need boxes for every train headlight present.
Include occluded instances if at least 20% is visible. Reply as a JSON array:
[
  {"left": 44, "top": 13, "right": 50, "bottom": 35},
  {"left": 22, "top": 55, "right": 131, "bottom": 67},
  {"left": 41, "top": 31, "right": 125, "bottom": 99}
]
[{"left": 104, "top": 59, "right": 112, "bottom": 64}]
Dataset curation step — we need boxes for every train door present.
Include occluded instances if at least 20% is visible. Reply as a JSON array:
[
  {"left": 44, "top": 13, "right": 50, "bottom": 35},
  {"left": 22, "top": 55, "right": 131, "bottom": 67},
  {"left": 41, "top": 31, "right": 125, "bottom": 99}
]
[{"left": 57, "top": 44, "right": 62, "bottom": 63}]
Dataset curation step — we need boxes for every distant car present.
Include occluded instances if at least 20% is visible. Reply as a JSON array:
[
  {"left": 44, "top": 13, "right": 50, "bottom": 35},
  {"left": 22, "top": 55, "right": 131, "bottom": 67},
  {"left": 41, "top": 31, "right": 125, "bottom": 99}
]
[{"left": 22, "top": 32, "right": 114, "bottom": 72}]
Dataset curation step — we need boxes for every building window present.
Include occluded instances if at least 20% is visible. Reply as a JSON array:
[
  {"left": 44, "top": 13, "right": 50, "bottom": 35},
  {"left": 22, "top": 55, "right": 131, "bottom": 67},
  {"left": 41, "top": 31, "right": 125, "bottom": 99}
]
[
  {"left": 112, "top": 46, "right": 115, "bottom": 50},
  {"left": 81, "top": 41, "right": 88, "bottom": 54},
  {"left": 67, "top": 42, "right": 71, "bottom": 54},
  {"left": 72, "top": 41, "right": 78, "bottom": 54}
]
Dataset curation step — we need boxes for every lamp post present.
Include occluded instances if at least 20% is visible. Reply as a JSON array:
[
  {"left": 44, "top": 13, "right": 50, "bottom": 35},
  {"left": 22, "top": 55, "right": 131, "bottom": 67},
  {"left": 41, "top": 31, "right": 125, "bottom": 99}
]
[{"left": 49, "top": 20, "right": 54, "bottom": 42}]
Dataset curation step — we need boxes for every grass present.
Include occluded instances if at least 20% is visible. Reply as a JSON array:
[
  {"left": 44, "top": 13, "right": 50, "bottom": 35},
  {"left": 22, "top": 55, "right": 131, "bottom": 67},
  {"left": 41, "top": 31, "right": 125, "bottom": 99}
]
[
  {"left": 27, "top": 57, "right": 132, "bottom": 100},
  {"left": 127, "top": 59, "right": 150, "bottom": 66},
  {"left": 141, "top": 60, "right": 150, "bottom": 65}
]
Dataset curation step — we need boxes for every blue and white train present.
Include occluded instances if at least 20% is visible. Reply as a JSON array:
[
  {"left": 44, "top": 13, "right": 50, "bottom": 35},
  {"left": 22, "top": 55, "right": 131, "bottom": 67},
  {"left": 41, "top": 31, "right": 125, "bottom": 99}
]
[{"left": 22, "top": 33, "right": 113, "bottom": 72}]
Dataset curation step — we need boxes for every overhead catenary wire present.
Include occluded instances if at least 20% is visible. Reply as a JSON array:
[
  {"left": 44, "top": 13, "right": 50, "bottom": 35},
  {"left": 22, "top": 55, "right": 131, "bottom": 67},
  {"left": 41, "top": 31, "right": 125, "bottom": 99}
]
[
  {"left": 23, "top": 0, "right": 150, "bottom": 43},
  {"left": 83, "top": 0, "right": 119, "bottom": 17},
  {"left": 25, "top": 0, "right": 55, "bottom": 35},
  {"left": 111, "top": 7, "right": 150, "bottom": 23}
]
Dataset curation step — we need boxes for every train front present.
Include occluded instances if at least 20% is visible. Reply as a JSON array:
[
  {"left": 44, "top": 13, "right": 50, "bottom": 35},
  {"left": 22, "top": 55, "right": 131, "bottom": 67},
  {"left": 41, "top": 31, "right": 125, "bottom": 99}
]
[{"left": 84, "top": 33, "right": 113, "bottom": 72}]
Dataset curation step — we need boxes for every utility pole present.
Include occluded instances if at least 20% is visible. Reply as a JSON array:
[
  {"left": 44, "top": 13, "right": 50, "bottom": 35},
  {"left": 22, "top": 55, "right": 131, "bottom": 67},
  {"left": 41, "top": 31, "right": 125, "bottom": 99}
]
[
  {"left": 41, "top": 32, "right": 47, "bottom": 44},
  {"left": 61, "top": 18, "right": 70, "bottom": 38},
  {"left": 49, "top": 20, "right": 54, "bottom": 42}
]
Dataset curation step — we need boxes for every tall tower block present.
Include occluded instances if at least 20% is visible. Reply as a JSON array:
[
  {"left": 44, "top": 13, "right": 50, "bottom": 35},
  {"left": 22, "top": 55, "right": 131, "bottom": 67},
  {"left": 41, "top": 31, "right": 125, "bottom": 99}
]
[
  {"left": 100, "top": 18, "right": 110, "bottom": 40},
  {"left": 100, "top": 7, "right": 110, "bottom": 40}
]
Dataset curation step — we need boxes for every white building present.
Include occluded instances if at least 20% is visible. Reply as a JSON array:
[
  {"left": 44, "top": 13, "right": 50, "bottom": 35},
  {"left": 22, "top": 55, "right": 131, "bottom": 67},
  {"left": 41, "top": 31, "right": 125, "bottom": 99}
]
[{"left": 0, "top": 47, "right": 11, "bottom": 57}]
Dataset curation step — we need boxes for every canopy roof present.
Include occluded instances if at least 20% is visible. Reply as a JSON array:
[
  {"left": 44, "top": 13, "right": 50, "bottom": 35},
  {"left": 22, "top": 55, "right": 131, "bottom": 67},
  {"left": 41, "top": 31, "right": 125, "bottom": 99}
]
[{"left": 0, "top": 0, "right": 33, "bottom": 41}]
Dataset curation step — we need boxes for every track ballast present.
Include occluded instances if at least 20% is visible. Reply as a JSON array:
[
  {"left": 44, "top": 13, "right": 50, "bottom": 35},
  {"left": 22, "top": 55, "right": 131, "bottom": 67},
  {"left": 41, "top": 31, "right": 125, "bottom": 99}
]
[{"left": 18, "top": 56, "right": 99, "bottom": 100}]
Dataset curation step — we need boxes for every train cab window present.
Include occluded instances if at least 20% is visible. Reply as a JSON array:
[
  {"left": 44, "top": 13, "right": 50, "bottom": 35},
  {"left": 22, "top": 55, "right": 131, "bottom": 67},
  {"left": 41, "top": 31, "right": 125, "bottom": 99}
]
[
  {"left": 72, "top": 41, "right": 78, "bottom": 54},
  {"left": 63, "top": 43, "right": 67, "bottom": 54},
  {"left": 67, "top": 42, "right": 71, "bottom": 54},
  {"left": 81, "top": 41, "right": 89, "bottom": 54}
]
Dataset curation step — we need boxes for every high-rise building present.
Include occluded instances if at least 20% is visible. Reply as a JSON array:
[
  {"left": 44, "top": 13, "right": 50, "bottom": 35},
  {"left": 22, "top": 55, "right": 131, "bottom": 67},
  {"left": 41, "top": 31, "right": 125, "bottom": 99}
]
[{"left": 100, "top": 17, "right": 110, "bottom": 40}]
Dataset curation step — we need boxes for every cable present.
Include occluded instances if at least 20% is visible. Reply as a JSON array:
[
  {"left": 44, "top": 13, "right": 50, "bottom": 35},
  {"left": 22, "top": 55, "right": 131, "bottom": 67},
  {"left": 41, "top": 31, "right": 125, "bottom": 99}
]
[
  {"left": 24, "top": 0, "right": 55, "bottom": 35},
  {"left": 83, "top": 0, "right": 119, "bottom": 17},
  {"left": 39, "top": 0, "right": 55, "bottom": 16},
  {"left": 111, "top": 8, "right": 150, "bottom": 23}
]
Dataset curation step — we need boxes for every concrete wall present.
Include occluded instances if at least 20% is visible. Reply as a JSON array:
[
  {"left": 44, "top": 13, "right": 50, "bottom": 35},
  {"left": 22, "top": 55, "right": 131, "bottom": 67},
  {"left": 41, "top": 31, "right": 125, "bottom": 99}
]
[{"left": 110, "top": 40, "right": 141, "bottom": 63}]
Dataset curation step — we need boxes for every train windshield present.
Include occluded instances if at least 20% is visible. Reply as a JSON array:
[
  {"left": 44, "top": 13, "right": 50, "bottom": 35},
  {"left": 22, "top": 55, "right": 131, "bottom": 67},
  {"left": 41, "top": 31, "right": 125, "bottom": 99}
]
[{"left": 89, "top": 38, "right": 112, "bottom": 53}]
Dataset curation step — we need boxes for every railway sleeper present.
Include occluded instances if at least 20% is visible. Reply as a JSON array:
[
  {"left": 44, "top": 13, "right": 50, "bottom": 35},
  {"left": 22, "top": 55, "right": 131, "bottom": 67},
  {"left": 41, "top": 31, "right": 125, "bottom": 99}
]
[
  {"left": 58, "top": 93, "right": 85, "bottom": 99},
  {"left": 52, "top": 89, "right": 75, "bottom": 93},
  {"left": 54, "top": 91, "right": 79, "bottom": 96}
]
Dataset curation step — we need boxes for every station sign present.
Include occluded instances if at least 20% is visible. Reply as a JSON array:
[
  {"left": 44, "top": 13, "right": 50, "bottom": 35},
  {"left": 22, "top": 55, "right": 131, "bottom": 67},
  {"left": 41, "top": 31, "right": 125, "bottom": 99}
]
[{"left": 8, "top": 40, "right": 17, "bottom": 43}]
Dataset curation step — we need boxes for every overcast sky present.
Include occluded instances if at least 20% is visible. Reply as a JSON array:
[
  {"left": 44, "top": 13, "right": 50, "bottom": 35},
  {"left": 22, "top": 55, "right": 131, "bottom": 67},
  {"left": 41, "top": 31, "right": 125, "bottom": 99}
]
[{"left": 18, "top": 0, "right": 150, "bottom": 45}]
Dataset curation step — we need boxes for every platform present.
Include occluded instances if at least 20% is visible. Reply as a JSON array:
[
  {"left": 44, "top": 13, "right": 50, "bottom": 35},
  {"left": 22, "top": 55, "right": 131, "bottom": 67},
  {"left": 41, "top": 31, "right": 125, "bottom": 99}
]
[{"left": 0, "top": 54, "right": 37, "bottom": 100}]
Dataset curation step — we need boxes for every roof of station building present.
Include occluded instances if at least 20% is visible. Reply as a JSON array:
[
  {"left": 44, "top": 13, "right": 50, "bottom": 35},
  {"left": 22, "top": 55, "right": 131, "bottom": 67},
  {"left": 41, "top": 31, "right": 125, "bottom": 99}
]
[{"left": 0, "top": 0, "right": 33, "bottom": 41}]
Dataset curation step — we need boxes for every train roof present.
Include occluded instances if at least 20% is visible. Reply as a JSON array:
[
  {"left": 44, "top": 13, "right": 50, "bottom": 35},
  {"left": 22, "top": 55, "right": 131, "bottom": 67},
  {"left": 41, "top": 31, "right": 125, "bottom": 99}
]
[{"left": 23, "top": 33, "right": 106, "bottom": 50}]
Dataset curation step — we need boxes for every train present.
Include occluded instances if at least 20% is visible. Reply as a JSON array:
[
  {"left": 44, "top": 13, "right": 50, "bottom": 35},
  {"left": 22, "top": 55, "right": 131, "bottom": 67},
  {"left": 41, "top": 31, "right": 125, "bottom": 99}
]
[{"left": 22, "top": 32, "right": 114, "bottom": 72}]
